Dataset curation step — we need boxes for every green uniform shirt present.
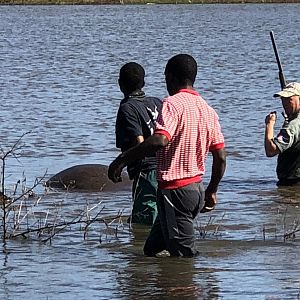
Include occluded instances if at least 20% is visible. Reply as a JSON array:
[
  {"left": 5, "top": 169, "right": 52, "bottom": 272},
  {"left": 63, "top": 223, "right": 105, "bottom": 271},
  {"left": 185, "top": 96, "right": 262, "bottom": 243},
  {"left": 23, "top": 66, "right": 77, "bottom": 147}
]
[{"left": 273, "top": 112, "right": 300, "bottom": 183}]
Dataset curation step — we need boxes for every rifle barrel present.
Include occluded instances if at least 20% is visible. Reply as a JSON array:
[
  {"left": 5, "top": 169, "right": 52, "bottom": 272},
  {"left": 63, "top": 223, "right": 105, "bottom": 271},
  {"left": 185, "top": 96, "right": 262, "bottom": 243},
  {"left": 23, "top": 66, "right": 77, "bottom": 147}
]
[{"left": 270, "top": 31, "right": 286, "bottom": 89}]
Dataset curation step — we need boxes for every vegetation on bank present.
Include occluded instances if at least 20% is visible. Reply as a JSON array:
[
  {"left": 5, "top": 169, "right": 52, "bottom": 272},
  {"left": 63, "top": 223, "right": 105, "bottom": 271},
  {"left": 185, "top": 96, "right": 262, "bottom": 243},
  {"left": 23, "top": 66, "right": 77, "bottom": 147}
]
[
  {"left": 1, "top": 0, "right": 300, "bottom": 4},
  {"left": 0, "top": 134, "right": 125, "bottom": 245}
]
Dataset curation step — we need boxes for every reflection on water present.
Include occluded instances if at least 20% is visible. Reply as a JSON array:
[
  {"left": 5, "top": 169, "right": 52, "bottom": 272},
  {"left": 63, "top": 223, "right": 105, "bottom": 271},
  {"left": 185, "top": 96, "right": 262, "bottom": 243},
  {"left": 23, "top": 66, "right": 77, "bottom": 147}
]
[
  {"left": 117, "top": 256, "right": 214, "bottom": 299},
  {"left": 1, "top": 3, "right": 300, "bottom": 299}
]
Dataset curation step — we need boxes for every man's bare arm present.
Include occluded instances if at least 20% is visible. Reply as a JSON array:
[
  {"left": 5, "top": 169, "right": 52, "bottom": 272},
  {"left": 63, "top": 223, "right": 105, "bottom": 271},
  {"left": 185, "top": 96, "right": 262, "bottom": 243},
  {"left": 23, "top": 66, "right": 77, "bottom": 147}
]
[
  {"left": 264, "top": 112, "right": 280, "bottom": 157},
  {"left": 108, "top": 134, "right": 168, "bottom": 183},
  {"left": 201, "top": 148, "right": 226, "bottom": 213}
]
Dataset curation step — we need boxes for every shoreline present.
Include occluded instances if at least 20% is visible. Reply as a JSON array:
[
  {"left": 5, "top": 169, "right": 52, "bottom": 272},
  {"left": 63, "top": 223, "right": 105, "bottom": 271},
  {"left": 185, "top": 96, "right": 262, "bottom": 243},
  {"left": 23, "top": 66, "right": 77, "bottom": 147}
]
[{"left": 1, "top": 0, "right": 300, "bottom": 4}]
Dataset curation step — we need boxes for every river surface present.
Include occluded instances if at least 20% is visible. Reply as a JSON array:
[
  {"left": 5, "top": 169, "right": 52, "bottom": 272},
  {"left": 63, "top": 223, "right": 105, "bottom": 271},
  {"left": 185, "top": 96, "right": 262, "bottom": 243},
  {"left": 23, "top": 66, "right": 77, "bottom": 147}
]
[{"left": 1, "top": 3, "right": 300, "bottom": 299}]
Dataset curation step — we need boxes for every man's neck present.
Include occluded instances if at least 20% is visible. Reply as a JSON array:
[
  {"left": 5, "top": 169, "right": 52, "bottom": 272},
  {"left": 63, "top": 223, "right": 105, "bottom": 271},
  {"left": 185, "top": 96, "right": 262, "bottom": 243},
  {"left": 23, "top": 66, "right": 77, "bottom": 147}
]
[{"left": 171, "top": 85, "right": 194, "bottom": 96}]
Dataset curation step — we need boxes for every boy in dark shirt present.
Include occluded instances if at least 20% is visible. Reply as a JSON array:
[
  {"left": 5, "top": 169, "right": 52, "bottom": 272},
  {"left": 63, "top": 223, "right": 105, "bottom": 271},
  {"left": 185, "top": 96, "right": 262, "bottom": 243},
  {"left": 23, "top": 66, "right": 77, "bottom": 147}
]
[{"left": 115, "top": 62, "right": 162, "bottom": 225}]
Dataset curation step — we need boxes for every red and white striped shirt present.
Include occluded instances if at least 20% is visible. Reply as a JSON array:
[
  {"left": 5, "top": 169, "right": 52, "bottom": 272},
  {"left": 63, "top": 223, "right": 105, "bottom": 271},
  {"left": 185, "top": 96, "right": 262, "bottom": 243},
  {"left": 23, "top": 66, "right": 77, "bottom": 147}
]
[{"left": 155, "top": 89, "right": 225, "bottom": 189}]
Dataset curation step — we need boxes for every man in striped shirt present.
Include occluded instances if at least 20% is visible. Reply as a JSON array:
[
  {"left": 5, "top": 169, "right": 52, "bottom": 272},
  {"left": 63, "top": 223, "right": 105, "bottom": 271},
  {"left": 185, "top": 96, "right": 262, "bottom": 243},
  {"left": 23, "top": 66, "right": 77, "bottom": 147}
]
[{"left": 108, "top": 54, "right": 226, "bottom": 257}]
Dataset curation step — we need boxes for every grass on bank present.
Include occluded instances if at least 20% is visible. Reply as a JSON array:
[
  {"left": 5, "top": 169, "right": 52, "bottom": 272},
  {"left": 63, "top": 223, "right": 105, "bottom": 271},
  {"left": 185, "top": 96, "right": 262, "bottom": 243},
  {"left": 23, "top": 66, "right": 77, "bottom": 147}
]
[{"left": 1, "top": 0, "right": 300, "bottom": 4}]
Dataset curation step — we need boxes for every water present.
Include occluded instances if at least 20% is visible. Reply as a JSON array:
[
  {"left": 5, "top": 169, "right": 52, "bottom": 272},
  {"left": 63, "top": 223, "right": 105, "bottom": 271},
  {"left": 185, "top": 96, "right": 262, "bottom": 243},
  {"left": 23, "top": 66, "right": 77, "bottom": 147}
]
[{"left": 1, "top": 4, "right": 300, "bottom": 299}]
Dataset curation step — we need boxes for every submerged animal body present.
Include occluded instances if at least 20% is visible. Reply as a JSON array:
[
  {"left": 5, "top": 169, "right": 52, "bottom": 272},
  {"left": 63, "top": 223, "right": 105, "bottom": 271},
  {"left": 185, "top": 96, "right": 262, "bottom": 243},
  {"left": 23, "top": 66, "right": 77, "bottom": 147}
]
[{"left": 46, "top": 164, "right": 131, "bottom": 192}]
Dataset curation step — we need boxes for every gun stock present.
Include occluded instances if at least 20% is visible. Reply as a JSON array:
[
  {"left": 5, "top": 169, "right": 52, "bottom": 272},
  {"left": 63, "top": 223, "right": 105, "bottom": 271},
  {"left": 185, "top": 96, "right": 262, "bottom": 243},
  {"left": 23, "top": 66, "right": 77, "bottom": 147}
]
[{"left": 270, "top": 31, "right": 287, "bottom": 89}]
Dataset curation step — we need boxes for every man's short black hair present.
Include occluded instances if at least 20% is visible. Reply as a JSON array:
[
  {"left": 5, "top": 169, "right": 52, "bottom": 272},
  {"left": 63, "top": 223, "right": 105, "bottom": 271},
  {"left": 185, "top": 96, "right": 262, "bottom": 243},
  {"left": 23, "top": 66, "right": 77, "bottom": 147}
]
[
  {"left": 119, "top": 62, "right": 145, "bottom": 91},
  {"left": 165, "top": 54, "right": 197, "bottom": 86}
]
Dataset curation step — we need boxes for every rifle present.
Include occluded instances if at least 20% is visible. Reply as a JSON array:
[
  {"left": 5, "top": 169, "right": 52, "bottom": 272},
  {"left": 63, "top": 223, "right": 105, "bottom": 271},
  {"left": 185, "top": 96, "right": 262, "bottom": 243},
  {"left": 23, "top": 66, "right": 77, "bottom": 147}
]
[
  {"left": 270, "top": 31, "right": 289, "bottom": 121},
  {"left": 270, "top": 31, "right": 287, "bottom": 89}
]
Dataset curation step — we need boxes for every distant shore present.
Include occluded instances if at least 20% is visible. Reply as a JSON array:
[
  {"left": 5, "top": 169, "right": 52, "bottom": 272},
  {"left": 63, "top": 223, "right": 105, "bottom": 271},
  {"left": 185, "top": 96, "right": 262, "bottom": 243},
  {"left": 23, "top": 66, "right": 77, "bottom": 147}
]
[{"left": 1, "top": 0, "right": 300, "bottom": 4}]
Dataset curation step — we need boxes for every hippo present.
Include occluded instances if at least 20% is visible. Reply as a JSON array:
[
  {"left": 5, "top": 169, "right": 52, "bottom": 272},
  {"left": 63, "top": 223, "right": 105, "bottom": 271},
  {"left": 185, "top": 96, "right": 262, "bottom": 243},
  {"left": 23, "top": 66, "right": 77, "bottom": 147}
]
[{"left": 46, "top": 164, "right": 131, "bottom": 192}]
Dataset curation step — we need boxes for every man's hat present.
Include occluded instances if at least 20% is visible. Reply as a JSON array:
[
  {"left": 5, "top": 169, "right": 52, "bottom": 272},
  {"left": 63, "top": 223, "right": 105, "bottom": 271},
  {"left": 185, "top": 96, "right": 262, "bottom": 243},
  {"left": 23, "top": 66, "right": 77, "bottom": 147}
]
[{"left": 274, "top": 82, "right": 300, "bottom": 98}]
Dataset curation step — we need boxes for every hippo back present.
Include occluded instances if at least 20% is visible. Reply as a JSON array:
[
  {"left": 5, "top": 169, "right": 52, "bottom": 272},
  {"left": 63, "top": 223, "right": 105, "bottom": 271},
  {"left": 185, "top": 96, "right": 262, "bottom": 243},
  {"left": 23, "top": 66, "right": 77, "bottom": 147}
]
[{"left": 46, "top": 164, "right": 131, "bottom": 192}]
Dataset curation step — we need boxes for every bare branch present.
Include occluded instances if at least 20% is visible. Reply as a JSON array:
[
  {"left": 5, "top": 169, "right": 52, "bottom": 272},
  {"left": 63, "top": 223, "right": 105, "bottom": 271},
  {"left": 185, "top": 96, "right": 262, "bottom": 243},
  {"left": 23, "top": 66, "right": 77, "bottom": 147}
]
[{"left": 0, "top": 131, "right": 30, "bottom": 161}]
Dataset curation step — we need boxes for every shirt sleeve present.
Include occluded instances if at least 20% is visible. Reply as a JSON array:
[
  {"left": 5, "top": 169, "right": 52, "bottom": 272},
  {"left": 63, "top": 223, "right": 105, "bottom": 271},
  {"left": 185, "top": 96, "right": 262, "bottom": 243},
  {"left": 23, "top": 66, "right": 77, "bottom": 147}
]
[
  {"left": 273, "top": 127, "right": 294, "bottom": 153},
  {"left": 115, "top": 104, "right": 142, "bottom": 150},
  {"left": 209, "top": 111, "right": 225, "bottom": 151},
  {"left": 154, "top": 100, "right": 178, "bottom": 140}
]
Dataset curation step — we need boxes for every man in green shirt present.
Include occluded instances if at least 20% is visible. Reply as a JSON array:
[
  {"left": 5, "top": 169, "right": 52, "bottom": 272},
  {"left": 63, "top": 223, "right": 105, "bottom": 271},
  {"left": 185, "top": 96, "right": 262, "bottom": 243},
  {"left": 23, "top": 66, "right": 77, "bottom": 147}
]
[{"left": 265, "top": 82, "right": 300, "bottom": 186}]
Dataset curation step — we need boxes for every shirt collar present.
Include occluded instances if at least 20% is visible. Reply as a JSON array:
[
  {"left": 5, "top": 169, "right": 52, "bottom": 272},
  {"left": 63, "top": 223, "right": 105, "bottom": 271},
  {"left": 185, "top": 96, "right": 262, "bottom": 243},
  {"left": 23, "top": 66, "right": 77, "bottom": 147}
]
[
  {"left": 178, "top": 89, "right": 200, "bottom": 96},
  {"left": 121, "top": 90, "right": 145, "bottom": 104}
]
